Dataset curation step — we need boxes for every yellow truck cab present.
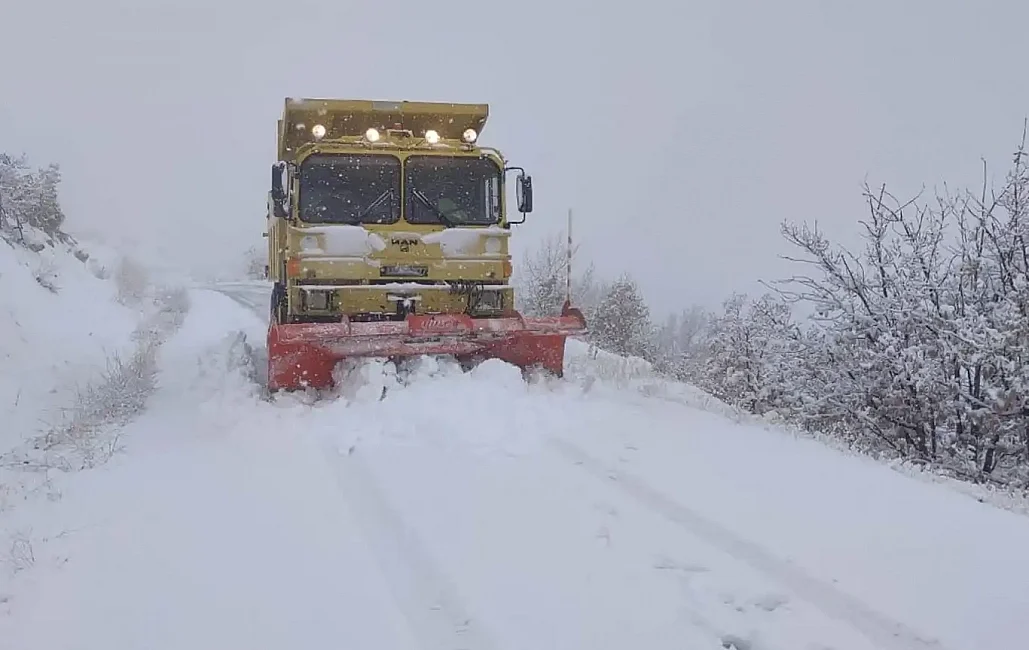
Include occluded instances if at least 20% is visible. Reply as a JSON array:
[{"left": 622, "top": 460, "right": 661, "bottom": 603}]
[{"left": 264, "top": 97, "right": 585, "bottom": 391}]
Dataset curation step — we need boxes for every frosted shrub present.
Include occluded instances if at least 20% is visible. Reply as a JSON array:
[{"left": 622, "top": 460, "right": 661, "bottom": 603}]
[{"left": 589, "top": 274, "right": 655, "bottom": 361}]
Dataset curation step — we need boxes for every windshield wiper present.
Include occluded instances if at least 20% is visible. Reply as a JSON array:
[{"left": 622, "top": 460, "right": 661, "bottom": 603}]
[
  {"left": 354, "top": 189, "right": 394, "bottom": 222},
  {"left": 411, "top": 188, "right": 456, "bottom": 227}
]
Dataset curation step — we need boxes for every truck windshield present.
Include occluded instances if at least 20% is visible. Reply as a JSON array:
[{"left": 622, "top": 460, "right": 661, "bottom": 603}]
[
  {"left": 404, "top": 155, "right": 501, "bottom": 226},
  {"left": 299, "top": 154, "right": 400, "bottom": 224}
]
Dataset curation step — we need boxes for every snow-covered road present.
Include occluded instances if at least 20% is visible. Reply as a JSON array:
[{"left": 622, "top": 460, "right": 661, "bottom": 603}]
[{"left": 3, "top": 285, "right": 1028, "bottom": 650}]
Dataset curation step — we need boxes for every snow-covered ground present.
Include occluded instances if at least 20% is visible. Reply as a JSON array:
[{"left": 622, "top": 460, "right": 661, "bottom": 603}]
[
  {"left": 0, "top": 231, "right": 138, "bottom": 456},
  {"left": 3, "top": 266, "right": 1029, "bottom": 649},
  {"left": 1, "top": 227, "right": 188, "bottom": 516}
]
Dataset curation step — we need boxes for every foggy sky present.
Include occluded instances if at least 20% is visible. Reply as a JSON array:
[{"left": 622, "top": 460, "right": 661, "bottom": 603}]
[{"left": 3, "top": 0, "right": 1028, "bottom": 315}]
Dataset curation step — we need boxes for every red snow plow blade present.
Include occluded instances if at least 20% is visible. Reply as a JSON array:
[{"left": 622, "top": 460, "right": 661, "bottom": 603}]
[{"left": 267, "top": 303, "right": 587, "bottom": 391}]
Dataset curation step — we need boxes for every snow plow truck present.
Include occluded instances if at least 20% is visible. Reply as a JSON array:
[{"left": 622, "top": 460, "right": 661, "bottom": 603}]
[{"left": 264, "top": 97, "right": 588, "bottom": 391}]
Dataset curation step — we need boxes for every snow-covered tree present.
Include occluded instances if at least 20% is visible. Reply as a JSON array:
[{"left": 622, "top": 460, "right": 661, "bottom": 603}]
[
  {"left": 498, "top": 129, "right": 1028, "bottom": 491},
  {"left": 652, "top": 304, "right": 714, "bottom": 380},
  {"left": 760, "top": 128, "right": 1029, "bottom": 484},
  {"left": 695, "top": 293, "right": 805, "bottom": 415},
  {"left": 589, "top": 273, "right": 655, "bottom": 361},
  {"left": 515, "top": 230, "right": 600, "bottom": 318},
  {"left": 655, "top": 128, "right": 1029, "bottom": 489},
  {"left": 243, "top": 244, "right": 267, "bottom": 280},
  {"left": 0, "top": 153, "right": 66, "bottom": 243},
  {"left": 652, "top": 311, "right": 683, "bottom": 373}
]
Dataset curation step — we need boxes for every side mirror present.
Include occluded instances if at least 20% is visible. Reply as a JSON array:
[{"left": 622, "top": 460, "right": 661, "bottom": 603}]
[
  {"left": 516, "top": 174, "right": 533, "bottom": 213},
  {"left": 271, "top": 161, "right": 289, "bottom": 218},
  {"left": 503, "top": 165, "right": 532, "bottom": 225}
]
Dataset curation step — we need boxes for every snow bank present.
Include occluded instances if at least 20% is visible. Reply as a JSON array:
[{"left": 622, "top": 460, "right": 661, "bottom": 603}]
[
  {"left": 0, "top": 230, "right": 138, "bottom": 458},
  {"left": 0, "top": 226, "right": 193, "bottom": 531},
  {"left": 563, "top": 338, "right": 1029, "bottom": 516}
]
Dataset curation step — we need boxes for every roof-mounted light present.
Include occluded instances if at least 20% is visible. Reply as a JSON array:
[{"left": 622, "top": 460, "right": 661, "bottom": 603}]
[
  {"left": 365, "top": 127, "right": 380, "bottom": 142},
  {"left": 462, "top": 128, "right": 477, "bottom": 143},
  {"left": 311, "top": 124, "right": 326, "bottom": 139},
  {"left": 424, "top": 129, "right": 440, "bottom": 144}
]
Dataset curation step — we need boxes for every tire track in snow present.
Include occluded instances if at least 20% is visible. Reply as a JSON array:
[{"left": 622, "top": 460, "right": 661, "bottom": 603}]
[
  {"left": 326, "top": 445, "right": 499, "bottom": 650},
  {"left": 548, "top": 436, "right": 949, "bottom": 650}
]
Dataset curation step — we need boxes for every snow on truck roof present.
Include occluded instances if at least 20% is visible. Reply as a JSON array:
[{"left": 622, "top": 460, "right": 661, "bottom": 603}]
[{"left": 277, "top": 97, "right": 489, "bottom": 160}]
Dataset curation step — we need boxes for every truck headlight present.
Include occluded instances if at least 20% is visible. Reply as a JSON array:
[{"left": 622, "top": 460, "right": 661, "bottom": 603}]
[
  {"left": 300, "top": 236, "right": 320, "bottom": 252},
  {"left": 476, "top": 290, "right": 503, "bottom": 312},
  {"left": 304, "top": 290, "right": 331, "bottom": 310}
]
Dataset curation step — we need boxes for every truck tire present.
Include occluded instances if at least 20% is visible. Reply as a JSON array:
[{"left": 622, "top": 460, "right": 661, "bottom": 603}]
[{"left": 270, "top": 282, "right": 287, "bottom": 324}]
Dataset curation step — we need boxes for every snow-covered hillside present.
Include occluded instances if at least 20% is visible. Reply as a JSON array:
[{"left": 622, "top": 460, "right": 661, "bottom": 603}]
[
  {"left": 3, "top": 257, "right": 1029, "bottom": 649},
  {"left": 1, "top": 226, "right": 188, "bottom": 510},
  {"left": 1, "top": 229, "right": 135, "bottom": 453}
]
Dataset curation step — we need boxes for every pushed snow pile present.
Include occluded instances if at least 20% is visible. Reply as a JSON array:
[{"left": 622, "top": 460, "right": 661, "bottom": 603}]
[
  {"left": 121, "top": 288, "right": 559, "bottom": 460},
  {"left": 318, "top": 354, "right": 545, "bottom": 456}
]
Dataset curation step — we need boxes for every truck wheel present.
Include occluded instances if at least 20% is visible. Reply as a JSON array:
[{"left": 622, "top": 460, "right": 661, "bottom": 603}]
[{"left": 270, "top": 282, "right": 287, "bottom": 323}]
